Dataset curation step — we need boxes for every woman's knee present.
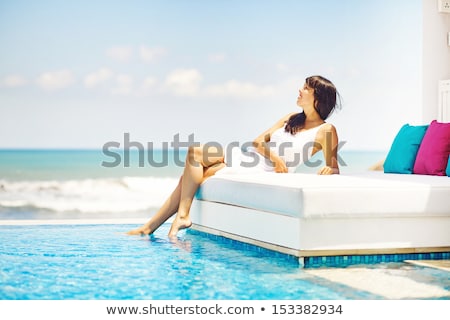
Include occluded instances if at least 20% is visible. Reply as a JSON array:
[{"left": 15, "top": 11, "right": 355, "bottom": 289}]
[
  {"left": 187, "top": 146, "right": 203, "bottom": 166},
  {"left": 187, "top": 145, "right": 224, "bottom": 167}
]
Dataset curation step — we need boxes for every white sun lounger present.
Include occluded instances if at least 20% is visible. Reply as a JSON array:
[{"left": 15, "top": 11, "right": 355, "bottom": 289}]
[{"left": 190, "top": 171, "right": 450, "bottom": 264}]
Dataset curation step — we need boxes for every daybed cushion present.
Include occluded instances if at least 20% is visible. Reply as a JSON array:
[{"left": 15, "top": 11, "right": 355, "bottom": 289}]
[
  {"left": 413, "top": 120, "right": 450, "bottom": 176},
  {"left": 447, "top": 156, "right": 450, "bottom": 177},
  {"left": 384, "top": 123, "right": 428, "bottom": 174},
  {"left": 196, "top": 172, "right": 450, "bottom": 218}
]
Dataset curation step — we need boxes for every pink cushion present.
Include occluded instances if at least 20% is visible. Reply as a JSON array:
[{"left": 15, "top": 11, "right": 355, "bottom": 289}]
[{"left": 413, "top": 120, "right": 450, "bottom": 176}]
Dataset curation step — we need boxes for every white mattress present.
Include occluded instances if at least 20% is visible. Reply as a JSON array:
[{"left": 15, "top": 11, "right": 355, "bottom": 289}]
[{"left": 196, "top": 172, "right": 450, "bottom": 218}]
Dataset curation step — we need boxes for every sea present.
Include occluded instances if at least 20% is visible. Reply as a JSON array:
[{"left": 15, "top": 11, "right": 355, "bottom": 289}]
[{"left": 0, "top": 149, "right": 387, "bottom": 220}]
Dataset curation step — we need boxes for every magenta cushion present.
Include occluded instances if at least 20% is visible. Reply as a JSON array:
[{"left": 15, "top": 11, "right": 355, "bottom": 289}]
[{"left": 413, "top": 120, "right": 450, "bottom": 176}]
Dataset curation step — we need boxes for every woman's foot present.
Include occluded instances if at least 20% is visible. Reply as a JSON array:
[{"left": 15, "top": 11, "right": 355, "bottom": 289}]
[
  {"left": 168, "top": 216, "right": 192, "bottom": 239},
  {"left": 126, "top": 225, "right": 152, "bottom": 236}
]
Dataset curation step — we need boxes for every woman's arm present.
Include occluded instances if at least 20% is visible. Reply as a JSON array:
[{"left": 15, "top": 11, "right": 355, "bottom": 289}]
[
  {"left": 368, "top": 159, "right": 384, "bottom": 171},
  {"left": 314, "top": 123, "right": 340, "bottom": 175},
  {"left": 252, "top": 113, "right": 296, "bottom": 173}
]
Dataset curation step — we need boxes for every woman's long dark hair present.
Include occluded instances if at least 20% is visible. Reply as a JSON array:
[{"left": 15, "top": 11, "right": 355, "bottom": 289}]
[{"left": 285, "top": 75, "right": 341, "bottom": 134}]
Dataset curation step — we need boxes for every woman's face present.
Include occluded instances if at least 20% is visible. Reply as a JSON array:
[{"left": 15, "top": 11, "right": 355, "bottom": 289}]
[{"left": 297, "top": 83, "right": 315, "bottom": 108}]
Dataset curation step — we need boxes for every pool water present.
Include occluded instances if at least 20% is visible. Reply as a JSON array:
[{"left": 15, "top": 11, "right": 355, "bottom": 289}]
[{"left": 0, "top": 223, "right": 448, "bottom": 300}]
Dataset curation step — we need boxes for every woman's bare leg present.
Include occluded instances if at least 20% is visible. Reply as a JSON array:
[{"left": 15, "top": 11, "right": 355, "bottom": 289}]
[
  {"left": 168, "top": 145, "right": 224, "bottom": 238},
  {"left": 126, "top": 177, "right": 183, "bottom": 235},
  {"left": 127, "top": 145, "right": 225, "bottom": 237}
]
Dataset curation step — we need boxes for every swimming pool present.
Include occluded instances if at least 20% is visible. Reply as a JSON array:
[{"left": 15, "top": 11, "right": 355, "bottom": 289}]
[{"left": 0, "top": 222, "right": 449, "bottom": 300}]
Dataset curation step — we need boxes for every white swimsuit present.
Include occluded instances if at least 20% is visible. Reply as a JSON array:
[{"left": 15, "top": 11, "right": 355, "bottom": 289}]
[{"left": 219, "top": 123, "right": 326, "bottom": 174}]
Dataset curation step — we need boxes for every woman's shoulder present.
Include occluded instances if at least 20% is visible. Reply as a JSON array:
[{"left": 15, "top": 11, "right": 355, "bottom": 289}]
[
  {"left": 318, "top": 122, "right": 337, "bottom": 133},
  {"left": 315, "top": 122, "right": 338, "bottom": 140}
]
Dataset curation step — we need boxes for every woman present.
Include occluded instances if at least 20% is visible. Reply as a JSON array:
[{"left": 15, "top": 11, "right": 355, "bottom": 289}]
[{"left": 127, "top": 75, "right": 341, "bottom": 238}]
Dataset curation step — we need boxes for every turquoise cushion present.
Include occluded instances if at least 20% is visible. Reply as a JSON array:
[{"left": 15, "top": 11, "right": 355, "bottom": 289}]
[
  {"left": 446, "top": 156, "right": 450, "bottom": 177},
  {"left": 384, "top": 124, "right": 429, "bottom": 174}
]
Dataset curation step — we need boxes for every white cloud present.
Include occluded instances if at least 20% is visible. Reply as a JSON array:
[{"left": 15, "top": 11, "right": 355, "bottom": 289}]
[
  {"left": 162, "top": 68, "right": 281, "bottom": 99},
  {"left": 135, "top": 76, "right": 159, "bottom": 96},
  {"left": 1, "top": 74, "right": 28, "bottom": 87},
  {"left": 111, "top": 74, "right": 134, "bottom": 95},
  {"left": 106, "top": 46, "right": 133, "bottom": 62},
  {"left": 140, "top": 46, "right": 167, "bottom": 63},
  {"left": 139, "top": 76, "right": 158, "bottom": 94},
  {"left": 164, "top": 69, "right": 202, "bottom": 96},
  {"left": 208, "top": 53, "right": 227, "bottom": 63},
  {"left": 79, "top": 65, "right": 286, "bottom": 99},
  {"left": 204, "top": 80, "right": 277, "bottom": 98},
  {"left": 142, "top": 76, "right": 157, "bottom": 89},
  {"left": 36, "top": 69, "right": 75, "bottom": 91},
  {"left": 84, "top": 68, "right": 113, "bottom": 88}
]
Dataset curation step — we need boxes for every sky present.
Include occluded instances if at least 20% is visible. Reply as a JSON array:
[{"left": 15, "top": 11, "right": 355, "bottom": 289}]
[{"left": 0, "top": 0, "right": 422, "bottom": 151}]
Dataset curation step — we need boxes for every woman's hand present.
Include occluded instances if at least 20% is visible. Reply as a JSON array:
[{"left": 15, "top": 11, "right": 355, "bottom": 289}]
[
  {"left": 318, "top": 166, "right": 339, "bottom": 175},
  {"left": 273, "top": 157, "right": 288, "bottom": 173}
]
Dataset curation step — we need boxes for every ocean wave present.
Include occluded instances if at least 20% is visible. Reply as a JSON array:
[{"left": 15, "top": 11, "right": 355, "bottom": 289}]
[{"left": 0, "top": 176, "right": 179, "bottom": 214}]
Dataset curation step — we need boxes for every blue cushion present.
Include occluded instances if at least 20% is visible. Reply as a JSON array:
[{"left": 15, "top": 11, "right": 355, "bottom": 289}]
[
  {"left": 384, "top": 124, "right": 429, "bottom": 174},
  {"left": 446, "top": 155, "right": 450, "bottom": 177}
]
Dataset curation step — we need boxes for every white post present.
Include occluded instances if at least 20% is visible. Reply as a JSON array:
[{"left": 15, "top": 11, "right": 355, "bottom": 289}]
[
  {"left": 438, "top": 80, "right": 450, "bottom": 122},
  {"left": 422, "top": 0, "right": 450, "bottom": 122}
]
